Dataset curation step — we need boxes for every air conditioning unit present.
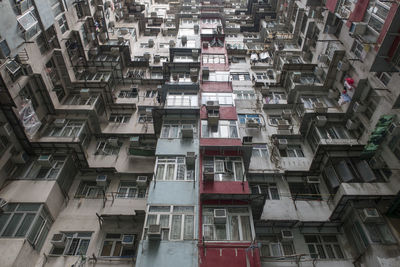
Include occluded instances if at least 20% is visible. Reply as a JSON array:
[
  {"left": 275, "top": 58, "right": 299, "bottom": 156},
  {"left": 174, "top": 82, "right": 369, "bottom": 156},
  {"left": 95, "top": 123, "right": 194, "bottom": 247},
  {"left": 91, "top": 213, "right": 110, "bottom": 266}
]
[
  {"left": 278, "top": 139, "right": 288, "bottom": 149},
  {"left": 110, "top": 47, "right": 119, "bottom": 56},
  {"left": 202, "top": 67, "right": 209, "bottom": 77},
  {"left": 307, "top": 176, "right": 321, "bottom": 183},
  {"left": 206, "top": 100, "right": 219, "bottom": 110},
  {"left": 260, "top": 86, "right": 269, "bottom": 95},
  {"left": 154, "top": 55, "right": 160, "bottom": 63},
  {"left": 96, "top": 175, "right": 108, "bottom": 186},
  {"left": 360, "top": 208, "right": 381, "bottom": 223},
  {"left": 353, "top": 102, "right": 366, "bottom": 113},
  {"left": 0, "top": 198, "right": 8, "bottom": 212},
  {"left": 346, "top": 119, "right": 359, "bottom": 130},
  {"left": 129, "top": 136, "right": 140, "bottom": 147},
  {"left": 169, "top": 40, "right": 175, "bottom": 47},
  {"left": 246, "top": 119, "right": 260, "bottom": 128},
  {"left": 318, "top": 54, "right": 329, "bottom": 64},
  {"left": 192, "top": 49, "right": 199, "bottom": 58},
  {"left": 387, "top": 122, "right": 400, "bottom": 136},
  {"left": 214, "top": 209, "right": 227, "bottom": 224},
  {"left": 369, "top": 155, "right": 385, "bottom": 169},
  {"left": 181, "top": 125, "right": 194, "bottom": 138},
  {"left": 315, "top": 67, "right": 324, "bottom": 76},
  {"left": 242, "top": 136, "right": 253, "bottom": 145},
  {"left": 316, "top": 116, "right": 327, "bottom": 127},
  {"left": 281, "top": 230, "right": 293, "bottom": 240},
  {"left": 148, "top": 19, "right": 153, "bottom": 25},
  {"left": 136, "top": 176, "right": 148, "bottom": 186},
  {"left": 80, "top": 89, "right": 90, "bottom": 100},
  {"left": 121, "top": 234, "right": 135, "bottom": 246},
  {"left": 181, "top": 35, "right": 187, "bottom": 46},
  {"left": 337, "top": 60, "right": 349, "bottom": 71},
  {"left": 107, "top": 138, "right": 119, "bottom": 147},
  {"left": 282, "top": 110, "right": 292, "bottom": 119},
  {"left": 292, "top": 72, "right": 301, "bottom": 83},
  {"left": 53, "top": 118, "right": 66, "bottom": 128},
  {"left": 203, "top": 168, "right": 214, "bottom": 182},
  {"left": 38, "top": 155, "right": 54, "bottom": 167},
  {"left": 202, "top": 41, "right": 209, "bottom": 49},
  {"left": 51, "top": 233, "right": 67, "bottom": 248},
  {"left": 0, "top": 123, "right": 12, "bottom": 136},
  {"left": 277, "top": 119, "right": 290, "bottom": 130},
  {"left": 207, "top": 110, "right": 220, "bottom": 126},
  {"left": 313, "top": 102, "right": 327, "bottom": 113},
  {"left": 186, "top": 152, "right": 196, "bottom": 167},
  {"left": 350, "top": 22, "right": 367, "bottom": 36},
  {"left": 148, "top": 224, "right": 162, "bottom": 240},
  {"left": 148, "top": 39, "right": 154, "bottom": 48},
  {"left": 11, "top": 151, "right": 29, "bottom": 164}
]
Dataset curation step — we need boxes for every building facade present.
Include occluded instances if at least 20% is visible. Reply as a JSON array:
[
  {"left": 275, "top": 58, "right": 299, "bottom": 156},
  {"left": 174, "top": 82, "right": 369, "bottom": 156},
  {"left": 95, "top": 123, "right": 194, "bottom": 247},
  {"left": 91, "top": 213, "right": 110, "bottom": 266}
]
[{"left": 0, "top": 0, "right": 399, "bottom": 266}]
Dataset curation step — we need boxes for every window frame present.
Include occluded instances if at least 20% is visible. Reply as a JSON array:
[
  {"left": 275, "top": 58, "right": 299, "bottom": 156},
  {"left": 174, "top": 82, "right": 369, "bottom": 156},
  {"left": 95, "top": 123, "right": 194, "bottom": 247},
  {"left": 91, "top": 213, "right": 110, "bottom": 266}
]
[
  {"left": 50, "top": 232, "right": 92, "bottom": 256},
  {"left": 100, "top": 233, "right": 136, "bottom": 257},
  {"left": 154, "top": 156, "right": 194, "bottom": 181},
  {"left": 304, "top": 234, "right": 345, "bottom": 259}
]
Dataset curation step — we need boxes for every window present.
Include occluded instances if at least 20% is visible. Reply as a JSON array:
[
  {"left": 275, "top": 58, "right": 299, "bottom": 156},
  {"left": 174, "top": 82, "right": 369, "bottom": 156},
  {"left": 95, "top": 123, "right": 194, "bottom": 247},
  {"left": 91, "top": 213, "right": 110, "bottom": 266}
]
[
  {"left": 265, "top": 92, "right": 287, "bottom": 104},
  {"left": 75, "top": 181, "right": 107, "bottom": 198},
  {"left": 201, "top": 120, "right": 239, "bottom": 138},
  {"left": 279, "top": 145, "right": 304, "bottom": 157},
  {"left": 259, "top": 234, "right": 295, "bottom": 257},
  {"left": 288, "top": 182, "right": 321, "bottom": 200},
  {"left": 0, "top": 39, "right": 11, "bottom": 59},
  {"left": 201, "top": 93, "right": 233, "bottom": 105},
  {"left": 64, "top": 94, "right": 97, "bottom": 105},
  {"left": 376, "top": 72, "right": 391, "bottom": 86},
  {"left": 234, "top": 90, "right": 256, "bottom": 100},
  {"left": 300, "top": 96, "right": 334, "bottom": 109},
  {"left": 100, "top": 233, "right": 135, "bottom": 257},
  {"left": 204, "top": 71, "right": 230, "bottom": 82},
  {"left": 251, "top": 183, "right": 279, "bottom": 200},
  {"left": 0, "top": 136, "right": 10, "bottom": 155},
  {"left": 252, "top": 145, "right": 269, "bottom": 158},
  {"left": 155, "top": 157, "right": 194, "bottom": 181},
  {"left": 50, "top": 232, "right": 92, "bottom": 256},
  {"left": 117, "top": 181, "right": 146, "bottom": 198},
  {"left": 166, "top": 93, "right": 198, "bottom": 107},
  {"left": 351, "top": 40, "right": 365, "bottom": 60},
  {"left": 145, "top": 206, "right": 194, "bottom": 240},
  {"left": 230, "top": 73, "right": 251, "bottom": 81},
  {"left": 202, "top": 156, "right": 244, "bottom": 181},
  {"left": 138, "top": 113, "right": 153, "bottom": 123},
  {"left": 203, "top": 207, "right": 252, "bottom": 241},
  {"left": 0, "top": 203, "right": 52, "bottom": 250},
  {"left": 171, "top": 73, "right": 192, "bottom": 82},
  {"left": 50, "top": 0, "right": 63, "bottom": 17},
  {"left": 173, "top": 55, "right": 194, "bottom": 62},
  {"left": 140, "top": 43, "right": 149, "bottom": 48},
  {"left": 36, "top": 33, "right": 49, "bottom": 54},
  {"left": 109, "top": 114, "right": 131, "bottom": 123},
  {"left": 58, "top": 14, "right": 69, "bottom": 34},
  {"left": 118, "top": 89, "right": 138, "bottom": 98},
  {"left": 203, "top": 54, "right": 226, "bottom": 64},
  {"left": 95, "top": 139, "right": 122, "bottom": 156},
  {"left": 22, "top": 157, "right": 65, "bottom": 180},
  {"left": 47, "top": 120, "right": 84, "bottom": 137},
  {"left": 145, "top": 90, "right": 157, "bottom": 98},
  {"left": 161, "top": 120, "right": 197, "bottom": 138},
  {"left": 238, "top": 114, "right": 262, "bottom": 125},
  {"left": 305, "top": 235, "right": 344, "bottom": 259}
]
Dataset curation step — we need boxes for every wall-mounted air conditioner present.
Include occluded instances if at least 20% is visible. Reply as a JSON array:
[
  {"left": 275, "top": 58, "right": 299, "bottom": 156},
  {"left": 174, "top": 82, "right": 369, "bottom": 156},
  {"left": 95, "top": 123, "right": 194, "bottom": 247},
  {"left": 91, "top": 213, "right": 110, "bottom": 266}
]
[
  {"left": 181, "top": 125, "right": 194, "bottom": 138},
  {"left": 360, "top": 208, "right": 381, "bottom": 223},
  {"left": 96, "top": 175, "right": 108, "bottom": 186},
  {"left": 353, "top": 102, "right": 366, "bottom": 113},
  {"left": 107, "top": 138, "right": 119, "bottom": 147},
  {"left": 306, "top": 176, "right": 321, "bottom": 183},
  {"left": 186, "top": 152, "right": 196, "bottom": 167},
  {"left": 278, "top": 139, "right": 288, "bottom": 149},
  {"left": 316, "top": 116, "right": 327, "bottom": 127},
  {"left": 242, "top": 136, "right": 253, "bottom": 145},
  {"left": 51, "top": 233, "right": 67, "bottom": 248},
  {"left": 281, "top": 230, "right": 293, "bottom": 240},
  {"left": 350, "top": 22, "right": 367, "bottom": 36},
  {"left": 203, "top": 167, "right": 214, "bottom": 182},
  {"left": 346, "top": 119, "right": 359, "bottom": 130},
  {"left": 53, "top": 119, "right": 66, "bottom": 128},
  {"left": 148, "top": 224, "right": 162, "bottom": 240},
  {"left": 38, "top": 155, "right": 54, "bottom": 167},
  {"left": 80, "top": 89, "right": 90, "bottom": 100},
  {"left": 282, "top": 110, "right": 292, "bottom": 119},
  {"left": 246, "top": 119, "right": 260, "bottom": 128},
  {"left": 136, "top": 176, "right": 148, "bottom": 186},
  {"left": 214, "top": 209, "right": 227, "bottom": 224},
  {"left": 277, "top": 120, "right": 290, "bottom": 130},
  {"left": 318, "top": 54, "right": 329, "bottom": 64},
  {"left": 121, "top": 234, "right": 135, "bottom": 246}
]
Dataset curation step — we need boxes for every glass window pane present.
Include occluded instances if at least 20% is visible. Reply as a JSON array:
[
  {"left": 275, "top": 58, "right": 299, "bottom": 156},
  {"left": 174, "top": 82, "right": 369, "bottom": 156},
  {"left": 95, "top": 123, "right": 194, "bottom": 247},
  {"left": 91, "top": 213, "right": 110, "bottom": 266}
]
[
  {"left": 0, "top": 214, "right": 10, "bottom": 233},
  {"left": 203, "top": 225, "right": 214, "bottom": 240},
  {"left": 184, "top": 215, "right": 194, "bottom": 239},
  {"left": 271, "top": 243, "right": 282, "bottom": 256},
  {"left": 113, "top": 241, "right": 122, "bottom": 256},
  {"left": 334, "top": 244, "right": 344, "bottom": 258},
  {"left": 316, "top": 244, "right": 326, "bottom": 258},
  {"left": 101, "top": 241, "right": 113, "bottom": 256},
  {"left": 27, "top": 216, "right": 44, "bottom": 244},
  {"left": 155, "top": 165, "right": 165, "bottom": 180},
  {"left": 160, "top": 215, "right": 169, "bottom": 228},
  {"left": 230, "top": 216, "right": 240, "bottom": 241},
  {"left": 2, "top": 213, "right": 23, "bottom": 236},
  {"left": 171, "top": 215, "right": 182, "bottom": 240},
  {"left": 15, "top": 213, "right": 35, "bottom": 237},
  {"left": 77, "top": 239, "right": 90, "bottom": 255},
  {"left": 240, "top": 216, "right": 251, "bottom": 241},
  {"left": 166, "top": 164, "right": 175, "bottom": 180}
]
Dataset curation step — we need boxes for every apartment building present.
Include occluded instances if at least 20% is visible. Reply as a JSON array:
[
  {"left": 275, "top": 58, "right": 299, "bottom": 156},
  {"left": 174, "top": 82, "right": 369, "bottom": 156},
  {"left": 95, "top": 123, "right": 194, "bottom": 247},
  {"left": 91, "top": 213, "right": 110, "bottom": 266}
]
[{"left": 0, "top": 0, "right": 399, "bottom": 266}]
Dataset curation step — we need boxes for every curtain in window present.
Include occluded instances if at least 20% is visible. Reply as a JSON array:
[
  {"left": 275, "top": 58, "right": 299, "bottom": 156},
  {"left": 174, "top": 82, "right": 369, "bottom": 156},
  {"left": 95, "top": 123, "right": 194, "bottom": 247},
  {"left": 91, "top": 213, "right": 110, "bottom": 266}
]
[
  {"left": 240, "top": 216, "right": 251, "bottom": 241},
  {"left": 171, "top": 215, "right": 182, "bottom": 239},
  {"left": 230, "top": 216, "right": 240, "bottom": 241},
  {"left": 156, "top": 165, "right": 165, "bottom": 180}
]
